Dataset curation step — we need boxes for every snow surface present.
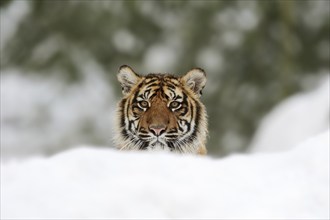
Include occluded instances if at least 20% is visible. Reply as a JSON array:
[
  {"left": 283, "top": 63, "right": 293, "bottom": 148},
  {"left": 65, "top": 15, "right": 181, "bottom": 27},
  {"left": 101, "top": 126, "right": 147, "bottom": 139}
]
[
  {"left": 249, "top": 74, "right": 330, "bottom": 153},
  {"left": 1, "top": 130, "right": 329, "bottom": 219}
]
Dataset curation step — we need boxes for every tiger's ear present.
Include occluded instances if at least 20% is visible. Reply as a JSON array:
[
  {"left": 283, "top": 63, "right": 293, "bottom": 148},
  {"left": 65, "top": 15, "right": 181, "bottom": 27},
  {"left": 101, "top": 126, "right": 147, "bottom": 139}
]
[
  {"left": 117, "top": 65, "right": 141, "bottom": 95},
  {"left": 181, "top": 68, "right": 206, "bottom": 96}
]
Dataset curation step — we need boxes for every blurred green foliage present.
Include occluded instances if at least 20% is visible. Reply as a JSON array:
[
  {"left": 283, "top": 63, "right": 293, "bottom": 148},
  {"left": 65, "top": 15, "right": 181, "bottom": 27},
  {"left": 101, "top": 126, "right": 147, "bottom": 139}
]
[
  {"left": 1, "top": 0, "right": 329, "bottom": 156},
  {"left": 0, "top": 0, "right": 11, "bottom": 8}
]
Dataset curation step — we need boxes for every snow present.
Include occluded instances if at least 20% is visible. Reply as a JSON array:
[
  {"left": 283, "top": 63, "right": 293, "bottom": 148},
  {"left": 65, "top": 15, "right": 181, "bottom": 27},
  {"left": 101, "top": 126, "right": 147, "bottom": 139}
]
[
  {"left": 249, "top": 74, "right": 330, "bottom": 152},
  {"left": 1, "top": 67, "right": 116, "bottom": 160},
  {"left": 143, "top": 44, "right": 178, "bottom": 73},
  {"left": 0, "top": 0, "right": 30, "bottom": 50},
  {"left": 196, "top": 47, "right": 223, "bottom": 73},
  {"left": 1, "top": 130, "right": 329, "bottom": 219},
  {"left": 112, "top": 29, "right": 140, "bottom": 53},
  {"left": 302, "top": 0, "right": 330, "bottom": 30}
]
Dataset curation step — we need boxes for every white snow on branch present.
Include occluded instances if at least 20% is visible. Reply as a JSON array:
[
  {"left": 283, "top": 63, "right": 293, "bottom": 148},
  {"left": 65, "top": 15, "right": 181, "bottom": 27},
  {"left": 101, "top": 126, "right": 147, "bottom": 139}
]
[{"left": 0, "top": 0, "right": 30, "bottom": 50}]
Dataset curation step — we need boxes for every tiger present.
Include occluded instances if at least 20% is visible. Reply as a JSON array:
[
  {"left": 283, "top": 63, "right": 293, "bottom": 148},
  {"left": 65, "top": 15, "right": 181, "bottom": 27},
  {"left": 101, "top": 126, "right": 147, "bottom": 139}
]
[{"left": 114, "top": 65, "right": 208, "bottom": 155}]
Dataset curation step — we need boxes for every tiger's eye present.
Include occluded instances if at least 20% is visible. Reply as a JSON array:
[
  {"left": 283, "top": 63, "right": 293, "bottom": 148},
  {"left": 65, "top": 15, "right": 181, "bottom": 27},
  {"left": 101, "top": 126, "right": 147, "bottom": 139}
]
[
  {"left": 170, "top": 101, "right": 180, "bottom": 108},
  {"left": 139, "top": 100, "right": 149, "bottom": 108}
]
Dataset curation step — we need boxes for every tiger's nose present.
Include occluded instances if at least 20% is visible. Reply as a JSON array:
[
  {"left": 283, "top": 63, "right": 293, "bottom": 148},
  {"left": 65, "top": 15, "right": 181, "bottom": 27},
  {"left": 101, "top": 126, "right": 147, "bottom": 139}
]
[{"left": 149, "top": 124, "right": 166, "bottom": 136}]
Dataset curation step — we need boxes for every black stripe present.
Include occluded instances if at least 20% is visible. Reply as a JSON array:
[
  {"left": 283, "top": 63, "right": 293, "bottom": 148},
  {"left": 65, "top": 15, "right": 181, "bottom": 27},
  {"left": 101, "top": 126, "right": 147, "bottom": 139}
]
[
  {"left": 190, "top": 102, "right": 200, "bottom": 140},
  {"left": 174, "top": 95, "right": 182, "bottom": 100},
  {"left": 145, "top": 78, "right": 158, "bottom": 84},
  {"left": 139, "top": 134, "right": 151, "bottom": 138},
  {"left": 146, "top": 83, "right": 160, "bottom": 88},
  {"left": 165, "top": 135, "right": 178, "bottom": 138},
  {"left": 167, "top": 129, "right": 178, "bottom": 134},
  {"left": 166, "top": 84, "right": 176, "bottom": 89},
  {"left": 144, "top": 89, "right": 151, "bottom": 98},
  {"left": 119, "top": 98, "right": 126, "bottom": 127},
  {"left": 167, "top": 142, "right": 175, "bottom": 149},
  {"left": 139, "top": 141, "right": 149, "bottom": 150}
]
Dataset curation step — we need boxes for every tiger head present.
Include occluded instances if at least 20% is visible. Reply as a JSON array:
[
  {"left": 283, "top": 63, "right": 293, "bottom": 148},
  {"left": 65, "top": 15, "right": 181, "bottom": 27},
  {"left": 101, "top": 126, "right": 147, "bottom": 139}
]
[{"left": 114, "top": 65, "right": 208, "bottom": 155}]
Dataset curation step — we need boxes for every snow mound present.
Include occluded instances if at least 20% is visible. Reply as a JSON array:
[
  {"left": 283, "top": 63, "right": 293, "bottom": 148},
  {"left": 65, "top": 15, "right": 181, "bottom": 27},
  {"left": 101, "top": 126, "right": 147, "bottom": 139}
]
[
  {"left": 249, "top": 75, "right": 329, "bottom": 152},
  {"left": 1, "top": 131, "right": 329, "bottom": 219}
]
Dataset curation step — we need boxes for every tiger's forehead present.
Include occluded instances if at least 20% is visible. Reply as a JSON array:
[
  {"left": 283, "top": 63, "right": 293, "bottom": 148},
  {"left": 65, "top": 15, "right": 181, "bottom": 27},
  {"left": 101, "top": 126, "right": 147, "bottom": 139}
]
[
  {"left": 144, "top": 74, "right": 180, "bottom": 84},
  {"left": 135, "top": 74, "right": 184, "bottom": 99}
]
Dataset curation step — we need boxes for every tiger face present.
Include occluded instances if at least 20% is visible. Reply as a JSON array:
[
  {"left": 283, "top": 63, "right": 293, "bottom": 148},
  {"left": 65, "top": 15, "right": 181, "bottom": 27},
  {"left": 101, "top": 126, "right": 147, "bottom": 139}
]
[{"left": 115, "top": 65, "right": 208, "bottom": 155}]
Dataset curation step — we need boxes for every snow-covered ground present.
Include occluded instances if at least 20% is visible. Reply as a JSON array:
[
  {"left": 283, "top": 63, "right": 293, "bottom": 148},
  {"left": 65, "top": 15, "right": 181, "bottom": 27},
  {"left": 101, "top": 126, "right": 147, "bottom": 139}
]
[
  {"left": 249, "top": 74, "right": 330, "bottom": 152},
  {"left": 1, "top": 1, "right": 329, "bottom": 218},
  {"left": 1, "top": 130, "right": 329, "bottom": 219}
]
